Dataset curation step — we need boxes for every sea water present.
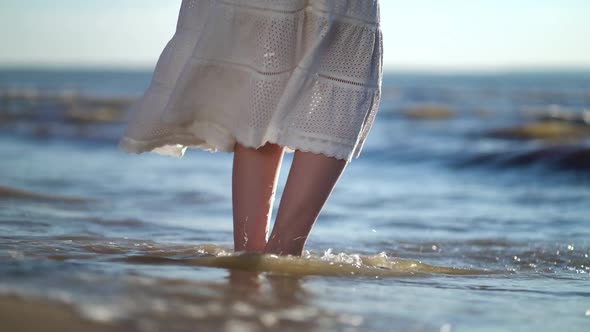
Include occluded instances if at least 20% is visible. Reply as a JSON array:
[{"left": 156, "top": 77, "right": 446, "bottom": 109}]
[{"left": 0, "top": 69, "right": 589, "bottom": 331}]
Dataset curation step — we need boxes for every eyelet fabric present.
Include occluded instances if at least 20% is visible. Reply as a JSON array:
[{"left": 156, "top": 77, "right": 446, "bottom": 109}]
[{"left": 119, "top": 0, "right": 383, "bottom": 162}]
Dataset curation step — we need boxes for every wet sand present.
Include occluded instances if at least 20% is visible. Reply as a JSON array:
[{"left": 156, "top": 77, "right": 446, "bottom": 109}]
[{"left": 0, "top": 295, "right": 127, "bottom": 332}]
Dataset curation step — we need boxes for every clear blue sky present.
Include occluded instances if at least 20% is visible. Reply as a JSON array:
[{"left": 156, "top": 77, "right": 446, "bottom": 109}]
[{"left": 1, "top": 0, "right": 589, "bottom": 71}]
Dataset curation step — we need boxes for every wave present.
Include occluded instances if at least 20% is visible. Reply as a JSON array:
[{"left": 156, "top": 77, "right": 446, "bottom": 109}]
[
  {"left": 119, "top": 249, "right": 487, "bottom": 277},
  {"left": 1, "top": 237, "right": 488, "bottom": 278},
  {"left": 453, "top": 144, "right": 590, "bottom": 171},
  {"left": 486, "top": 121, "right": 590, "bottom": 141},
  {"left": 0, "top": 185, "right": 91, "bottom": 203}
]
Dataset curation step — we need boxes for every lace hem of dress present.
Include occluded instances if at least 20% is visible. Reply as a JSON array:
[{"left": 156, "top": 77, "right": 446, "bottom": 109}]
[{"left": 119, "top": 120, "right": 358, "bottom": 162}]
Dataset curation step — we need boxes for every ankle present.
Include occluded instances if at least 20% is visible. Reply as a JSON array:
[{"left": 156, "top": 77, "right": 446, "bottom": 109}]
[
  {"left": 234, "top": 237, "right": 266, "bottom": 253},
  {"left": 264, "top": 234, "right": 307, "bottom": 256}
]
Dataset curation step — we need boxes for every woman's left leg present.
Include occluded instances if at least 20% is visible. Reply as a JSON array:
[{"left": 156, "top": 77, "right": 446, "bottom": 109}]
[
  {"left": 232, "top": 142, "right": 284, "bottom": 252},
  {"left": 265, "top": 150, "right": 347, "bottom": 256}
]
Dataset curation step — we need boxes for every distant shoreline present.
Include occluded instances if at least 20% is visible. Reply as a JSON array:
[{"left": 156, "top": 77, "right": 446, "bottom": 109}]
[
  {"left": 0, "top": 66, "right": 154, "bottom": 73},
  {"left": 1, "top": 65, "right": 590, "bottom": 76}
]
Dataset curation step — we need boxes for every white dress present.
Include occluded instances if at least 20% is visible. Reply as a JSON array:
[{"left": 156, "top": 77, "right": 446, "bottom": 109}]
[{"left": 119, "top": 0, "right": 383, "bottom": 162}]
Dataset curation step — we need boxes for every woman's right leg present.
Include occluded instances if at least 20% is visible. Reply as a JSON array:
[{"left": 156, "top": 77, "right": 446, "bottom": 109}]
[
  {"left": 232, "top": 142, "right": 284, "bottom": 252},
  {"left": 265, "top": 150, "right": 347, "bottom": 256}
]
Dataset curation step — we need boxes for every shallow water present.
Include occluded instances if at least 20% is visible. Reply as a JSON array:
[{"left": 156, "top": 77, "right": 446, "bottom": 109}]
[{"left": 1, "top": 69, "right": 589, "bottom": 331}]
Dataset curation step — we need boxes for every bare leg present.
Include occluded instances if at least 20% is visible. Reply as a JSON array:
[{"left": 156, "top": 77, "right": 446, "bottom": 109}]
[
  {"left": 232, "top": 142, "right": 284, "bottom": 252},
  {"left": 265, "top": 151, "right": 347, "bottom": 256}
]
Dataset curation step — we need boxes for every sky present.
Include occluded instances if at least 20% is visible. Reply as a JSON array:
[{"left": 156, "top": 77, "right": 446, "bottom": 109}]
[{"left": 1, "top": 0, "right": 589, "bottom": 71}]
